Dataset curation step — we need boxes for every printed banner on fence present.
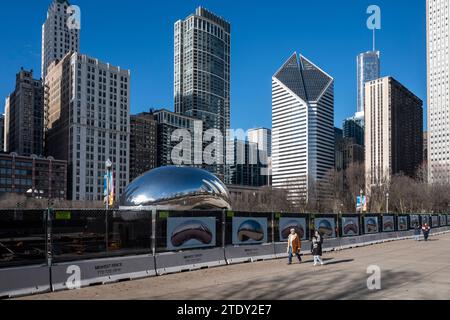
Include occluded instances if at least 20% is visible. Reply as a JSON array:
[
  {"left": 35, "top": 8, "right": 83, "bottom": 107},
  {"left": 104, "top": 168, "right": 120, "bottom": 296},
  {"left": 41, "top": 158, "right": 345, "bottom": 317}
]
[
  {"left": 364, "top": 217, "right": 379, "bottom": 234},
  {"left": 167, "top": 217, "right": 216, "bottom": 251},
  {"left": 341, "top": 217, "right": 360, "bottom": 237},
  {"left": 279, "top": 218, "right": 307, "bottom": 241},
  {"left": 382, "top": 215, "right": 395, "bottom": 232},
  {"left": 398, "top": 216, "right": 408, "bottom": 231},
  {"left": 232, "top": 217, "right": 268, "bottom": 245},
  {"left": 314, "top": 217, "right": 336, "bottom": 239}
]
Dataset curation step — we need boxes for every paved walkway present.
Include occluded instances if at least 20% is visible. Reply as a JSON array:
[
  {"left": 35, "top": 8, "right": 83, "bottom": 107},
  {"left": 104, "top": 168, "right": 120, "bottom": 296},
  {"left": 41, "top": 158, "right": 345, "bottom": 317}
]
[{"left": 19, "top": 233, "right": 450, "bottom": 300}]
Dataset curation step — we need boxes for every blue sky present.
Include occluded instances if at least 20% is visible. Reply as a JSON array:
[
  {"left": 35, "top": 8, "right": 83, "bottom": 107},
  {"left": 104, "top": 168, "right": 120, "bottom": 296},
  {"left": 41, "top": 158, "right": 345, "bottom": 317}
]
[{"left": 0, "top": 0, "right": 426, "bottom": 130}]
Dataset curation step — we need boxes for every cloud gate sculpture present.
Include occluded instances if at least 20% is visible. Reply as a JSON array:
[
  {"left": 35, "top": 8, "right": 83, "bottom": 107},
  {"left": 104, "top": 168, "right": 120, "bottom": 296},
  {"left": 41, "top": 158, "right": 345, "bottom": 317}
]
[{"left": 120, "top": 166, "right": 232, "bottom": 210}]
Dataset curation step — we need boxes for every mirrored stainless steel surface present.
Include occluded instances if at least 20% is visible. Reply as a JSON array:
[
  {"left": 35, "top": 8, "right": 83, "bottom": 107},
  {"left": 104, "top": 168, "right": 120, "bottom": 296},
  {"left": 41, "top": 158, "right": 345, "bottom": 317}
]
[{"left": 120, "top": 166, "right": 232, "bottom": 210}]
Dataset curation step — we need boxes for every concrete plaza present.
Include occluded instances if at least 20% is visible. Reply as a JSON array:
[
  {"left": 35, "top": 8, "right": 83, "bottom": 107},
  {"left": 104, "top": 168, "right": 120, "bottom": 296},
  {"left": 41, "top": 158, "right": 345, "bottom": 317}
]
[{"left": 19, "top": 233, "right": 450, "bottom": 300}]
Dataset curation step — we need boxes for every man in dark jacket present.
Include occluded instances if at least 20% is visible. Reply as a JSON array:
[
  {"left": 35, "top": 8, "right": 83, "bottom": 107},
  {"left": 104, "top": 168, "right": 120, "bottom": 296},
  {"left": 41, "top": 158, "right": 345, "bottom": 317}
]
[{"left": 311, "top": 230, "right": 324, "bottom": 266}]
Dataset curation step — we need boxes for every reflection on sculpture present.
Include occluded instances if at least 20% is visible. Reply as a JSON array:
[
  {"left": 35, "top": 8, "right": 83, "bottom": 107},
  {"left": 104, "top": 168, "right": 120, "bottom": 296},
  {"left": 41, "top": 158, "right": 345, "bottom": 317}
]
[{"left": 120, "top": 166, "right": 232, "bottom": 210}]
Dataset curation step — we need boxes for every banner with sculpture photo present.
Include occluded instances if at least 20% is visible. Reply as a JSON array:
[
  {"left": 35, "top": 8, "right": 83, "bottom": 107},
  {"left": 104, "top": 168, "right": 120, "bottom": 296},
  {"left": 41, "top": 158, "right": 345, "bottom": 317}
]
[
  {"left": 382, "top": 215, "right": 395, "bottom": 232},
  {"left": 232, "top": 217, "right": 268, "bottom": 245},
  {"left": 421, "top": 215, "right": 430, "bottom": 226},
  {"left": 397, "top": 216, "right": 408, "bottom": 231},
  {"left": 314, "top": 217, "right": 336, "bottom": 239},
  {"left": 341, "top": 217, "right": 360, "bottom": 237},
  {"left": 410, "top": 215, "right": 420, "bottom": 229},
  {"left": 441, "top": 215, "right": 447, "bottom": 227},
  {"left": 364, "top": 216, "right": 379, "bottom": 234},
  {"left": 431, "top": 215, "right": 439, "bottom": 228},
  {"left": 167, "top": 217, "right": 216, "bottom": 251},
  {"left": 279, "top": 218, "right": 307, "bottom": 241}
]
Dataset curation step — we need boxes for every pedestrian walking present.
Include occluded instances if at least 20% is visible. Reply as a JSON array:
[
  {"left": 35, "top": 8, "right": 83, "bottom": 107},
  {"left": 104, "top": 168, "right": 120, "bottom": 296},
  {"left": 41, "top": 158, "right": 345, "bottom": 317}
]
[
  {"left": 311, "top": 230, "right": 324, "bottom": 266},
  {"left": 414, "top": 222, "right": 421, "bottom": 241},
  {"left": 287, "top": 228, "right": 302, "bottom": 265},
  {"left": 422, "top": 223, "right": 431, "bottom": 241}
]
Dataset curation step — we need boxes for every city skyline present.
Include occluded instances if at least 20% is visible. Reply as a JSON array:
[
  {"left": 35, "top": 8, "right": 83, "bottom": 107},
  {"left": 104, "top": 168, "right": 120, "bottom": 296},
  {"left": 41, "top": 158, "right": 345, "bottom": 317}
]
[{"left": 0, "top": 0, "right": 426, "bottom": 131}]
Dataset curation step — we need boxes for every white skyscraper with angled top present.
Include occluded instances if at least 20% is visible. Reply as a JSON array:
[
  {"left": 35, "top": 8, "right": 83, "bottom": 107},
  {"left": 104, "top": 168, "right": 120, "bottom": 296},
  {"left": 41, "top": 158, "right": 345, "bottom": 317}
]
[{"left": 272, "top": 53, "right": 334, "bottom": 203}]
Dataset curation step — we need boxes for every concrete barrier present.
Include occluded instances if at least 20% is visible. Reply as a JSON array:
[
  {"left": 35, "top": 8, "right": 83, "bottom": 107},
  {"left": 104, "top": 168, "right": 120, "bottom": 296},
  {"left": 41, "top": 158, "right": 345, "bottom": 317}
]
[
  {"left": 155, "top": 247, "right": 227, "bottom": 275},
  {"left": 225, "top": 243, "right": 276, "bottom": 264},
  {"left": 0, "top": 265, "right": 50, "bottom": 298},
  {"left": 322, "top": 238, "right": 341, "bottom": 252},
  {"left": 51, "top": 254, "right": 156, "bottom": 292}
]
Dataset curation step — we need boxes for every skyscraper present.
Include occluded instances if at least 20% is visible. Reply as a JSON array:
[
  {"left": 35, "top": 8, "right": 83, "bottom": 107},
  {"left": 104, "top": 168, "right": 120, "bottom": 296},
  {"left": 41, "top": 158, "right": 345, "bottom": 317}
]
[
  {"left": 343, "top": 117, "right": 364, "bottom": 146},
  {"left": 227, "top": 139, "right": 267, "bottom": 187},
  {"left": 45, "top": 52, "right": 130, "bottom": 201},
  {"left": 152, "top": 109, "right": 202, "bottom": 168},
  {"left": 174, "top": 7, "right": 230, "bottom": 178},
  {"left": 0, "top": 114, "right": 4, "bottom": 152},
  {"left": 130, "top": 112, "right": 158, "bottom": 182},
  {"left": 356, "top": 51, "right": 380, "bottom": 118},
  {"left": 248, "top": 128, "right": 272, "bottom": 157},
  {"left": 42, "top": 0, "right": 80, "bottom": 79},
  {"left": 272, "top": 53, "right": 334, "bottom": 202},
  {"left": 427, "top": 0, "right": 450, "bottom": 183},
  {"left": 4, "top": 68, "right": 44, "bottom": 156},
  {"left": 365, "top": 77, "right": 423, "bottom": 187}
]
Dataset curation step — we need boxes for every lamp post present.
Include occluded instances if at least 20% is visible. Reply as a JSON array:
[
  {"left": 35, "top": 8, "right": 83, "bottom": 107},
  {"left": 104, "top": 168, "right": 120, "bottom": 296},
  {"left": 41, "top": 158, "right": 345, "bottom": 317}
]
[
  {"left": 359, "top": 189, "right": 364, "bottom": 214},
  {"left": 105, "top": 159, "right": 113, "bottom": 210}
]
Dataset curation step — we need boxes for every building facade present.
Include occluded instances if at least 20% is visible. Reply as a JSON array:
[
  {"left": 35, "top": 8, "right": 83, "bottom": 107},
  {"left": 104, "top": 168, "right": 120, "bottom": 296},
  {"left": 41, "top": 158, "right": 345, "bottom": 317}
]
[
  {"left": 342, "top": 138, "right": 364, "bottom": 170},
  {"left": 272, "top": 53, "right": 335, "bottom": 202},
  {"left": 343, "top": 117, "right": 364, "bottom": 146},
  {"left": 174, "top": 7, "right": 230, "bottom": 178},
  {"left": 356, "top": 51, "right": 380, "bottom": 118},
  {"left": 248, "top": 128, "right": 272, "bottom": 157},
  {"left": 129, "top": 112, "right": 158, "bottom": 182},
  {"left": 4, "top": 68, "right": 44, "bottom": 156},
  {"left": 335, "top": 128, "right": 344, "bottom": 172},
  {"left": 42, "top": 0, "right": 80, "bottom": 79},
  {"left": 226, "top": 139, "right": 267, "bottom": 187},
  {"left": 45, "top": 52, "right": 130, "bottom": 201},
  {"left": 152, "top": 109, "right": 202, "bottom": 167},
  {"left": 427, "top": 0, "right": 450, "bottom": 183},
  {"left": 0, "top": 114, "right": 4, "bottom": 152},
  {"left": 0, "top": 153, "right": 67, "bottom": 199},
  {"left": 365, "top": 77, "right": 423, "bottom": 187}
]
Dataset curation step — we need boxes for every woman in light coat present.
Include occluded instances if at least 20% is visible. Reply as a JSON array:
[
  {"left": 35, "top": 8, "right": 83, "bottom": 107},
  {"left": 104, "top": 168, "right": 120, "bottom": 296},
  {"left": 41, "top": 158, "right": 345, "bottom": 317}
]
[{"left": 287, "top": 228, "right": 302, "bottom": 265}]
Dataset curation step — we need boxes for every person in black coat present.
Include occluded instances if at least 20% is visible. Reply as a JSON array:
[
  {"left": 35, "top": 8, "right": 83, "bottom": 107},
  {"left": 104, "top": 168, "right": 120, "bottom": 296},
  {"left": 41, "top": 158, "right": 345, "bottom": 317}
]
[
  {"left": 311, "top": 230, "right": 324, "bottom": 266},
  {"left": 422, "top": 223, "right": 431, "bottom": 241}
]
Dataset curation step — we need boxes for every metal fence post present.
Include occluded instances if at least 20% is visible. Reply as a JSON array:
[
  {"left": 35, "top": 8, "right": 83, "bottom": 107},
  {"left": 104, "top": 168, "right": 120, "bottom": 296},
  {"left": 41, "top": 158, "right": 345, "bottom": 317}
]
[
  {"left": 222, "top": 210, "right": 226, "bottom": 249},
  {"left": 271, "top": 212, "right": 275, "bottom": 244},
  {"left": 105, "top": 209, "right": 109, "bottom": 252},
  {"left": 151, "top": 207, "right": 157, "bottom": 256}
]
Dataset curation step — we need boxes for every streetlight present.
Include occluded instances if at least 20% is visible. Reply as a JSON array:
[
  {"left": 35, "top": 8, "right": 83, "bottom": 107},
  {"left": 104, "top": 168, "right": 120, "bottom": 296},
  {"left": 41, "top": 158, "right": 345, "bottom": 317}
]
[{"left": 105, "top": 159, "right": 113, "bottom": 210}]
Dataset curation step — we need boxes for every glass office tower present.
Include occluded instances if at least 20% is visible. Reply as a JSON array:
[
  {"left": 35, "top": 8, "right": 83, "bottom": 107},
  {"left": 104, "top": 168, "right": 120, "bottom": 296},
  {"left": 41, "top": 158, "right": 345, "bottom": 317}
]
[{"left": 356, "top": 51, "right": 380, "bottom": 116}]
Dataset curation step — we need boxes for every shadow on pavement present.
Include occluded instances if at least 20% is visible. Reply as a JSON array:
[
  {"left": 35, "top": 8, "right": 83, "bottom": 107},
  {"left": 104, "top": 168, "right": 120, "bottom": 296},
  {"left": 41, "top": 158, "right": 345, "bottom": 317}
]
[
  {"left": 323, "top": 259, "right": 354, "bottom": 266},
  {"left": 159, "top": 267, "right": 424, "bottom": 300}
]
